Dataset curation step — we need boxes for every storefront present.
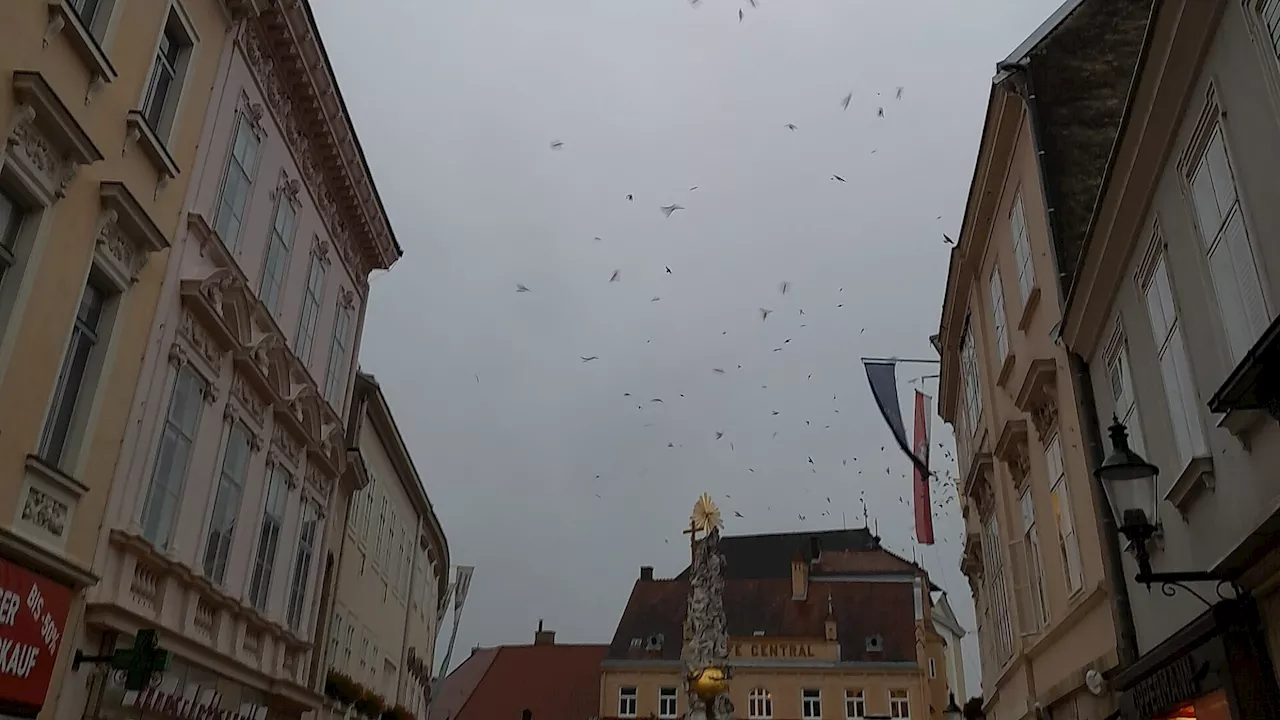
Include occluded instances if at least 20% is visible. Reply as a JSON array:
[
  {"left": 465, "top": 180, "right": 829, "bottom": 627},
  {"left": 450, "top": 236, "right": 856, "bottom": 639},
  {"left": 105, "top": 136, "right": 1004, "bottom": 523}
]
[
  {"left": 1113, "top": 597, "right": 1280, "bottom": 720},
  {"left": 91, "top": 654, "right": 279, "bottom": 720},
  {"left": 0, "top": 555, "right": 74, "bottom": 719}
]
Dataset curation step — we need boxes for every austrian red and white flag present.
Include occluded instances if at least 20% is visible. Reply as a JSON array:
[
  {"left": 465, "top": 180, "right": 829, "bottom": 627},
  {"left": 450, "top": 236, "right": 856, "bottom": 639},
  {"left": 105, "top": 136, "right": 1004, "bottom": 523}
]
[{"left": 912, "top": 391, "right": 935, "bottom": 545}]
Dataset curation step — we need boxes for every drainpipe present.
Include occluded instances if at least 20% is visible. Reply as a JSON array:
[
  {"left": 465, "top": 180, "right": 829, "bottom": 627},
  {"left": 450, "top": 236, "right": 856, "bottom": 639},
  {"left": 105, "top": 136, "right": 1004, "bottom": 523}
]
[{"left": 997, "top": 61, "right": 1140, "bottom": 670}]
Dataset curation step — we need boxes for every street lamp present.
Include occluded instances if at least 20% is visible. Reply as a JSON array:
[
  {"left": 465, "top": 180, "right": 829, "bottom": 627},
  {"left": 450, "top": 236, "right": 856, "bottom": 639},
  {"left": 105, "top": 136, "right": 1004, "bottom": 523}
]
[
  {"left": 943, "top": 692, "right": 964, "bottom": 720},
  {"left": 1095, "top": 417, "right": 1237, "bottom": 599}
]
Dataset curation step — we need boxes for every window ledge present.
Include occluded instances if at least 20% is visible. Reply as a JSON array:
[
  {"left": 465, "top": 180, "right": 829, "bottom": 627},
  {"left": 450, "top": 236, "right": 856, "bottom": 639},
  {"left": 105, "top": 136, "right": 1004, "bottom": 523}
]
[
  {"left": 1017, "top": 286, "right": 1041, "bottom": 331},
  {"left": 996, "top": 352, "right": 1016, "bottom": 388},
  {"left": 125, "top": 110, "right": 180, "bottom": 181},
  {"left": 1216, "top": 408, "right": 1268, "bottom": 449},
  {"left": 1164, "top": 455, "right": 1215, "bottom": 517},
  {"left": 25, "top": 453, "right": 89, "bottom": 498},
  {"left": 44, "top": 1, "right": 118, "bottom": 100}
]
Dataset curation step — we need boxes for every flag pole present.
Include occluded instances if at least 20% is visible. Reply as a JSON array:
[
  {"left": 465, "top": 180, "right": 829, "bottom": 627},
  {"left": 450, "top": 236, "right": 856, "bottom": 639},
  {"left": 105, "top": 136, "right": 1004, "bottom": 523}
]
[{"left": 859, "top": 356, "right": 941, "bottom": 365}]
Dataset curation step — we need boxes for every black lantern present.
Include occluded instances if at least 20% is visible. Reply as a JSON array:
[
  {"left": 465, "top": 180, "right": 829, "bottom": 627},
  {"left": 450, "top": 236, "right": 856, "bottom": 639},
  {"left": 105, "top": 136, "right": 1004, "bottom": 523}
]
[
  {"left": 1095, "top": 417, "right": 1160, "bottom": 572},
  {"left": 943, "top": 692, "right": 964, "bottom": 720}
]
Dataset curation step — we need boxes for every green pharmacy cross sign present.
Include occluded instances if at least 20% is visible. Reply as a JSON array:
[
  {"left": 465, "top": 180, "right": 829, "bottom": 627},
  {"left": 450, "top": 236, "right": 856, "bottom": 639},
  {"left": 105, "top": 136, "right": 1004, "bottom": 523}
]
[{"left": 72, "top": 628, "right": 172, "bottom": 691}]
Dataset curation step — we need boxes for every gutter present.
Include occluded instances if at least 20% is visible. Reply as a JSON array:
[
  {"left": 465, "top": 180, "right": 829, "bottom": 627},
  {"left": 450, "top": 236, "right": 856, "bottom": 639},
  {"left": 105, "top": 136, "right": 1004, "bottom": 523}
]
[{"left": 995, "top": 60, "right": 1140, "bottom": 670}]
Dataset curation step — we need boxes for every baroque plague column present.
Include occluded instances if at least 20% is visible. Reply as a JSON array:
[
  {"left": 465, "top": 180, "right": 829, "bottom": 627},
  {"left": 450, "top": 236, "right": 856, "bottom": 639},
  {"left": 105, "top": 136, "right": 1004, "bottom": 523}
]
[{"left": 684, "top": 494, "right": 732, "bottom": 720}]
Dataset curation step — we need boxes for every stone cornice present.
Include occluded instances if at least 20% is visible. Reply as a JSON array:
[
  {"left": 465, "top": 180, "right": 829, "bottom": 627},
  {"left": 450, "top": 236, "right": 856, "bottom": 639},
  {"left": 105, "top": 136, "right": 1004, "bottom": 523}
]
[{"left": 236, "top": 11, "right": 401, "bottom": 296}]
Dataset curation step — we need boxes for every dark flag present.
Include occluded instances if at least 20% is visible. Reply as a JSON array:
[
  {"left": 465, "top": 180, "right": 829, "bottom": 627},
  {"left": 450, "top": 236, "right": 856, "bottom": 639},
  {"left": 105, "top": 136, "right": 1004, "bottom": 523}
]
[
  {"left": 912, "top": 391, "right": 935, "bottom": 545},
  {"left": 863, "top": 360, "right": 932, "bottom": 481}
]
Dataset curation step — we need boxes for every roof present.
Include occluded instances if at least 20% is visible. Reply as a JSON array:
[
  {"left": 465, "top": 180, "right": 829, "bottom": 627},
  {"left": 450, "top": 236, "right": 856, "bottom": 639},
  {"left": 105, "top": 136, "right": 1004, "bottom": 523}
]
[
  {"left": 1021, "top": 0, "right": 1153, "bottom": 289},
  {"left": 607, "top": 577, "right": 918, "bottom": 664},
  {"left": 930, "top": 592, "right": 966, "bottom": 638},
  {"left": 812, "top": 549, "right": 921, "bottom": 576},
  {"left": 675, "top": 528, "right": 881, "bottom": 580},
  {"left": 429, "top": 644, "right": 608, "bottom": 720}
]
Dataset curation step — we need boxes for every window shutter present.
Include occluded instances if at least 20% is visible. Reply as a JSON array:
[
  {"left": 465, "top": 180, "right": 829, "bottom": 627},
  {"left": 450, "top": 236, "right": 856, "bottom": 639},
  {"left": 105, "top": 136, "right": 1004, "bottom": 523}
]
[
  {"left": 1205, "top": 132, "right": 1236, "bottom": 212},
  {"left": 1008, "top": 537, "right": 1037, "bottom": 637},
  {"left": 1223, "top": 207, "right": 1269, "bottom": 355},
  {"left": 1158, "top": 339, "right": 1194, "bottom": 467},
  {"left": 1189, "top": 160, "right": 1221, "bottom": 249},
  {"left": 990, "top": 269, "right": 1008, "bottom": 361},
  {"left": 1266, "top": 0, "right": 1280, "bottom": 54},
  {"left": 1168, "top": 326, "right": 1208, "bottom": 457}
]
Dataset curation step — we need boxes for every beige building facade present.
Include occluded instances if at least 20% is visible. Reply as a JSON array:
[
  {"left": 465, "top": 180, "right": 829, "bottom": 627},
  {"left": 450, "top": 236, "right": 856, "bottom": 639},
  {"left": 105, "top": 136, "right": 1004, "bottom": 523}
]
[
  {"left": 937, "top": 2, "right": 1153, "bottom": 718},
  {"left": 321, "top": 372, "right": 449, "bottom": 720},
  {"left": 1061, "top": 0, "right": 1280, "bottom": 716},
  {"left": 0, "top": 0, "right": 235, "bottom": 715}
]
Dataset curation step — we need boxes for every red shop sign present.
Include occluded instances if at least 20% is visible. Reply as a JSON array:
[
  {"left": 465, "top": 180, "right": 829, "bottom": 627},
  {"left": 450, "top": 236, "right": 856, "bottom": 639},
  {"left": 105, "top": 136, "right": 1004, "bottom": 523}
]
[{"left": 0, "top": 557, "right": 72, "bottom": 710}]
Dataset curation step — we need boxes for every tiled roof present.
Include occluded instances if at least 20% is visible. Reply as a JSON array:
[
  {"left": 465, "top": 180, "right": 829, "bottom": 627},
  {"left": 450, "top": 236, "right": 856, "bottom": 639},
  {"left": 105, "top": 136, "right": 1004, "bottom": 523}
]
[
  {"left": 428, "top": 644, "right": 607, "bottom": 720},
  {"left": 812, "top": 549, "right": 921, "bottom": 576},
  {"left": 607, "top": 577, "right": 917, "bottom": 664},
  {"left": 675, "top": 528, "right": 880, "bottom": 580}
]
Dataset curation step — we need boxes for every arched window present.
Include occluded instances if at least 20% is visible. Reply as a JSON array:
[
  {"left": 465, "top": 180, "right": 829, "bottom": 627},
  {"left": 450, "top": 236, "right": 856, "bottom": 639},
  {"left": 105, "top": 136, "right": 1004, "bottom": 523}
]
[{"left": 748, "top": 688, "right": 773, "bottom": 719}]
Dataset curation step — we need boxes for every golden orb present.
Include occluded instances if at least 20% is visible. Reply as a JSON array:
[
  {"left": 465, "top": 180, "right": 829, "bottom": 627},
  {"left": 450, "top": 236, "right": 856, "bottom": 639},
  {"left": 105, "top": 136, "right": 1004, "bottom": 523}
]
[{"left": 689, "top": 666, "right": 729, "bottom": 699}]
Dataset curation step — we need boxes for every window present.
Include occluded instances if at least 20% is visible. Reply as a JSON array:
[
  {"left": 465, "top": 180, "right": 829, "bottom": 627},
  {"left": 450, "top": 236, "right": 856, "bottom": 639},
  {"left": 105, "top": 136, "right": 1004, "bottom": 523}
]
[
  {"left": 989, "top": 267, "right": 1009, "bottom": 363},
  {"left": 214, "top": 114, "right": 260, "bottom": 248},
  {"left": 362, "top": 479, "right": 377, "bottom": 540},
  {"left": 1010, "top": 192, "right": 1035, "bottom": 304},
  {"left": 328, "top": 612, "right": 345, "bottom": 669},
  {"left": 141, "top": 9, "right": 194, "bottom": 139},
  {"left": 72, "top": 0, "right": 105, "bottom": 27},
  {"left": 342, "top": 622, "right": 354, "bottom": 668},
  {"left": 618, "top": 687, "right": 637, "bottom": 718},
  {"left": 260, "top": 200, "right": 296, "bottom": 314},
  {"left": 358, "top": 633, "right": 369, "bottom": 670},
  {"left": 845, "top": 690, "right": 866, "bottom": 719},
  {"left": 202, "top": 423, "right": 251, "bottom": 585},
  {"left": 286, "top": 499, "right": 320, "bottom": 630},
  {"left": 659, "top": 687, "right": 678, "bottom": 719},
  {"left": 890, "top": 689, "right": 910, "bottom": 719},
  {"left": 929, "top": 657, "right": 937, "bottom": 678},
  {"left": 982, "top": 512, "right": 1013, "bottom": 663},
  {"left": 1263, "top": 0, "right": 1280, "bottom": 57},
  {"left": 1141, "top": 249, "right": 1207, "bottom": 467},
  {"left": 960, "top": 320, "right": 982, "bottom": 433},
  {"left": 1047, "top": 434, "right": 1083, "bottom": 594},
  {"left": 1106, "top": 331, "right": 1147, "bottom": 459},
  {"left": 140, "top": 366, "right": 206, "bottom": 548},
  {"left": 39, "top": 281, "right": 108, "bottom": 466},
  {"left": 324, "top": 301, "right": 353, "bottom": 403},
  {"left": 1020, "top": 489, "right": 1049, "bottom": 628},
  {"left": 802, "top": 689, "right": 822, "bottom": 719},
  {"left": 749, "top": 688, "right": 773, "bottom": 719},
  {"left": 295, "top": 251, "right": 326, "bottom": 361},
  {"left": 0, "top": 187, "right": 25, "bottom": 293},
  {"left": 1186, "top": 125, "right": 1269, "bottom": 361},
  {"left": 248, "top": 466, "right": 289, "bottom": 610}
]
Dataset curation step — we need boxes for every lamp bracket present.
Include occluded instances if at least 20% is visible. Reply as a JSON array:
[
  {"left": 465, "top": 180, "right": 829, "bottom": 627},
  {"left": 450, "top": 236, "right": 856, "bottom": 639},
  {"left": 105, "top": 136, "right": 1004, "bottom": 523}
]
[{"left": 1134, "top": 570, "right": 1246, "bottom": 609}]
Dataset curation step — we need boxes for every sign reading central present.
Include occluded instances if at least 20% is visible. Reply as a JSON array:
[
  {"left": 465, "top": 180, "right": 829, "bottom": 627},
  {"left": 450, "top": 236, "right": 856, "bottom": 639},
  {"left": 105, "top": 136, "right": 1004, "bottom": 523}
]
[{"left": 729, "top": 639, "right": 837, "bottom": 661}]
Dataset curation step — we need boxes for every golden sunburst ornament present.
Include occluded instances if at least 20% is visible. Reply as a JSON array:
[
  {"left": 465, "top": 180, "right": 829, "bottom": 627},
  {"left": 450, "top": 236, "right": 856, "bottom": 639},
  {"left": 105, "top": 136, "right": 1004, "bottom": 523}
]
[{"left": 691, "top": 493, "right": 723, "bottom": 535}]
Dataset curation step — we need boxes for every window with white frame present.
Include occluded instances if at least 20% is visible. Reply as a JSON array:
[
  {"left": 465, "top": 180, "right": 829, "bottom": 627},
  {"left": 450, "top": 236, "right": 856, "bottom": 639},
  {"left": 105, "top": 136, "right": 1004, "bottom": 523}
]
[
  {"left": 295, "top": 250, "right": 326, "bottom": 361},
  {"left": 749, "top": 688, "right": 773, "bottom": 719},
  {"left": 202, "top": 422, "right": 251, "bottom": 585},
  {"left": 141, "top": 8, "right": 195, "bottom": 141},
  {"left": 960, "top": 319, "right": 982, "bottom": 433},
  {"left": 659, "top": 687, "right": 678, "bottom": 719},
  {"left": 982, "top": 511, "right": 1013, "bottom": 664},
  {"left": 1106, "top": 329, "right": 1147, "bottom": 459},
  {"left": 342, "top": 621, "right": 354, "bottom": 668},
  {"left": 260, "top": 199, "right": 296, "bottom": 315},
  {"left": 214, "top": 113, "right": 260, "bottom": 248},
  {"left": 39, "top": 280, "right": 110, "bottom": 467},
  {"left": 70, "top": 0, "right": 107, "bottom": 33},
  {"left": 1186, "top": 124, "right": 1269, "bottom": 361},
  {"left": 248, "top": 466, "right": 289, "bottom": 610},
  {"left": 328, "top": 612, "right": 345, "bottom": 669},
  {"left": 990, "top": 267, "right": 1009, "bottom": 363},
  {"left": 802, "top": 689, "right": 822, "bottom": 719},
  {"left": 0, "top": 187, "right": 26, "bottom": 295},
  {"left": 286, "top": 499, "right": 320, "bottom": 631},
  {"left": 324, "top": 300, "right": 354, "bottom": 404},
  {"left": 1010, "top": 191, "right": 1035, "bottom": 304},
  {"left": 362, "top": 478, "right": 377, "bottom": 540},
  {"left": 374, "top": 495, "right": 388, "bottom": 566},
  {"left": 1046, "top": 434, "right": 1083, "bottom": 593},
  {"left": 618, "top": 687, "right": 637, "bottom": 718},
  {"left": 890, "top": 689, "right": 910, "bottom": 719},
  {"left": 140, "top": 365, "right": 206, "bottom": 548},
  {"left": 1141, "top": 247, "right": 1207, "bottom": 468},
  {"left": 358, "top": 633, "right": 369, "bottom": 671},
  {"left": 845, "top": 689, "right": 866, "bottom": 719},
  {"left": 1020, "top": 489, "right": 1049, "bottom": 628}
]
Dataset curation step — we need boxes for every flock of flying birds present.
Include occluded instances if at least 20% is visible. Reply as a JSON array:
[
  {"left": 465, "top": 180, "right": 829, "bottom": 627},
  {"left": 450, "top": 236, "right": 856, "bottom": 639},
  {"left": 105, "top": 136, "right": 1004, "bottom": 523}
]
[{"left": 512, "top": 12, "right": 964, "bottom": 552}]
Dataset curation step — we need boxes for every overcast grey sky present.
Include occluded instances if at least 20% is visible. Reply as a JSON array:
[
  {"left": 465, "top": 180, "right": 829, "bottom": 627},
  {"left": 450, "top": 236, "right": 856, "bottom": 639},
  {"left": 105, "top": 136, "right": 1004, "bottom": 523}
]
[{"left": 310, "top": 0, "right": 1064, "bottom": 699}]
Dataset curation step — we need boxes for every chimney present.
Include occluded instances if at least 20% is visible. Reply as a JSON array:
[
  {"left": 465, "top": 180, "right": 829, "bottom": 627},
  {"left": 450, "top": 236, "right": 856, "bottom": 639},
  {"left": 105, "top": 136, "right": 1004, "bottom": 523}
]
[
  {"left": 640, "top": 566, "right": 654, "bottom": 581},
  {"left": 808, "top": 537, "right": 822, "bottom": 563},
  {"left": 791, "top": 555, "right": 808, "bottom": 601},
  {"left": 534, "top": 619, "right": 556, "bottom": 646},
  {"left": 824, "top": 592, "right": 837, "bottom": 641}
]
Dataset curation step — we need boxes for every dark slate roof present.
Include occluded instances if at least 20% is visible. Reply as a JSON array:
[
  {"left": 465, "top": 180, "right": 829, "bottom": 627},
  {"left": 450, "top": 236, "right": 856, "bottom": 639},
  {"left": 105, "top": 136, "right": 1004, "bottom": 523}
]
[
  {"left": 607, "top": 577, "right": 917, "bottom": 664},
  {"left": 429, "top": 643, "right": 608, "bottom": 720},
  {"left": 1023, "top": 0, "right": 1153, "bottom": 289},
  {"left": 674, "top": 528, "right": 881, "bottom": 580}
]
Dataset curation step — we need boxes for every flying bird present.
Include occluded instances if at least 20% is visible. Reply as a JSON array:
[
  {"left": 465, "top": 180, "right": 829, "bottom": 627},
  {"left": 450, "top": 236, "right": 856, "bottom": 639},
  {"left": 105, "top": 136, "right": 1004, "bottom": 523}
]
[
  {"left": 668, "top": 443, "right": 675, "bottom": 448},
  {"left": 661, "top": 204, "right": 684, "bottom": 218},
  {"left": 713, "top": 368, "right": 726, "bottom": 374},
  {"left": 747, "top": 0, "right": 756, "bottom": 6},
  {"left": 896, "top": 86, "right": 904, "bottom": 99},
  {"left": 580, "top": 356, "right": 599, "bottom": 363},
  {"left": 738, "top": 8, "right": 744, "bottom": 20},
  {"left": 610, "top": 269, "right": 621, "bottom": 282},
  {"left": 516, "top": 284, "right": 531, "bottom": 292},
  {"left": 651, "top": 296, "right": 661, "bottom": 302},
  {"left": 550, "top": 141, "right": 564, "bottom": 149},
  {"left": 593, "top": 236, "right": 602, "bottom": 242},
  {"left": 771, "top": 411, "right": 780, "bottom": 416},
  {"left": 760, "top": 308, "right": 773, "bottom": 320},
  {"left": 841, "top": 92, "right": 852, "bottom": 110},
  {"left": 666, "top": 266, "right": 673, "bottom": 274},
  {"left": 785, "top": 123, "right": 797, "bottom": 131},
  {"left": 734, "top": 511, "right": 744, "bottom": 518},
  {"left": 808, "top": 456, "right": 814, "bottom": 464},
  {"left": 716, "top": 432, "right": 724, "bottom": 440},
  {"left": 943, "top": 233, "right": 955, "bottom": 245},
  {"left": 831, "top": 174, "right": 846, "bottom": 183},
  {"left": 779, "top": 281, "right": 790, "bottom": 295},
  {"left": 689, "top": 186, "right": 699, "bottom": 191},
  {"left": 650, "top": 398, "right": 664, "bottom": 403},
  {"left": 876, "top": 107, "right": 884, "bottom": 117}
]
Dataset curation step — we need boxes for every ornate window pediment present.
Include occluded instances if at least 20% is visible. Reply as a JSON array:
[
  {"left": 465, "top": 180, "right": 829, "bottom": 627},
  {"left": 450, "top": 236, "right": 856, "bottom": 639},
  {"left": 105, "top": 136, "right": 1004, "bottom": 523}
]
[
  {"left": 994, "top": 418, "right": 1031, "bottom": 489},
  {"left": 95, "top": 182, "right": 168, "bottom": 290},
  {"left": 961, "top": 451, "right": 994, "bottom": 505},
  {"left": 9, "top": 72, "right": 103, "bottom": 201},
  {"left": 1014, "top": 357, "right": 1059, "bottom": 438}
]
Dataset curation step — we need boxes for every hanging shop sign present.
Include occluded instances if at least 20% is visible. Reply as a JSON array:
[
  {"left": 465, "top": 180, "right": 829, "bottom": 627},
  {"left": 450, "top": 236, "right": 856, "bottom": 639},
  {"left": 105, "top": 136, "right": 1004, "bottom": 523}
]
[
  {"left": 0, "top": 556, "right": 73, "bottom": 710},
  {"left": 124, "top": 679, "right": 269, "bottom": 720}
]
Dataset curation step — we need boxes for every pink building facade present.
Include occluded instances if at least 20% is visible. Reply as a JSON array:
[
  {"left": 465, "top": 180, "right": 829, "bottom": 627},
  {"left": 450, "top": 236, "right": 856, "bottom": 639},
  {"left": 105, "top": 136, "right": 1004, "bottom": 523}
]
[{"left": 52, "top": 6, "right": 400, "bottom": 720}]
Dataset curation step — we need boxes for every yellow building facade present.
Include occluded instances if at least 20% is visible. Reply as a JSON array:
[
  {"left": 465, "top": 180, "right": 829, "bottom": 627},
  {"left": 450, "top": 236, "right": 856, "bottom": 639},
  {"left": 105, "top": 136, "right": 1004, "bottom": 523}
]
[{"left": 0, "top": 0, "right": 235, "bottom": 716}]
